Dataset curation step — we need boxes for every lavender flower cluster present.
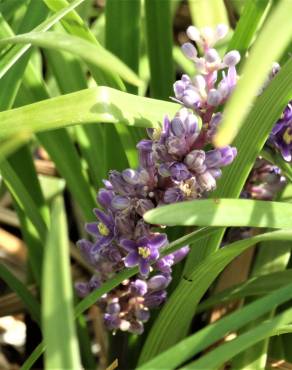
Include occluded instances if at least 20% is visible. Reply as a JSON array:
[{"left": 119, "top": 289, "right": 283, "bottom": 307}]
[{"left": 75, "top": 25, "right": 239, "bottom": 334}]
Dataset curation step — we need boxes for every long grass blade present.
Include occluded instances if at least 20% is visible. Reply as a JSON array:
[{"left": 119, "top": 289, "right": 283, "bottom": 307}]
[{"left": 42, "top": 196, "right": 81, "bottom": 369}]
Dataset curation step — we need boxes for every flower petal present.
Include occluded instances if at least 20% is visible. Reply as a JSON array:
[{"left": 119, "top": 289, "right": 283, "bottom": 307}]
[
  {"left": 139, "top": 259, "right": 150, "bottom": 276},
  {"left": 85, "top": 222, "right": 98, "bottom": 236},
  {"left": 125, "top": 251, "right": 139, "bottom": 267},
  {"left": 120, "top": 239, "right": 137, "bottom": 252},
  {"left": 94, "top": 209, "right": 112, "bottom": 228},
  {"left": 148, "top": 234, "right": 168, "bottom": 249}
]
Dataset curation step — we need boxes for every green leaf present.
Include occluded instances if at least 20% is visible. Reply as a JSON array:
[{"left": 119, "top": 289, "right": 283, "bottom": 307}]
[
  {"left": 0, "top": 31, "right": 141, "bottom": 87},
  {"left": 105, "top": 0, "right": 142, "bottom": 169},
  {"left": 185, "top": 308, "right": 292, "bottom": 369},
  {"left": 42, "top": 196, "right": 81, "bottom": 369},
  {"left": 0, "top": 263, "right": 40, "bottom": 324},
  {"left": 227, "top": 0, "right": 271, "bottom": 56},
  {"left": 138, "top": 282, "right": 292, "bottom": 370},
  {"left": 188, "top": 0, "right": 229, "bottom": 28},
  {"left": 138, "top": 229, "right": 292, "bottom": 363},
  {"left": 144, "top": 0, "right": 174, "bottom": 100},
  {"left": 197, "top": 269, "right": 292, "bottom": 313},
  {"left": 214, "top": 0, "right": 292, "bottom": 146},
  {"left": 144, "top": 198, "right": 292, "bottom": 229},
  {"left": 0, "top": 0, "right": 86, "bottom": 80},
  {"left": 0, "top": 87, "right": 180, "bottom": 140},
  {"left": 0, "top": 160, "right": 47, "bottom": 237},
  {"left": 21, "top": 342, "right": 45, "bottom": 370}
]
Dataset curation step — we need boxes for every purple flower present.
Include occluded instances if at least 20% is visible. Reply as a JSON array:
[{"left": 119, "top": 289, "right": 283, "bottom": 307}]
[
  {"left": 120, "top": 234, "right": 168, "bottom": 276},
  {"left": 270, "top": 102, "right": 292, "bottom": 161},
  {"left": 85, "top": 209, "right": 114, "bottom": 252}
]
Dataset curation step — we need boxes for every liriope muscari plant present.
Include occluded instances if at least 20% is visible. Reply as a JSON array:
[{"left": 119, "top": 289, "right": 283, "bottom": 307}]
[
  {"left": 75, "top": 24, "right": 239, "bottom": 334},
  {"left": 75, "top": 23, "right": 289, "bottom": 335}
]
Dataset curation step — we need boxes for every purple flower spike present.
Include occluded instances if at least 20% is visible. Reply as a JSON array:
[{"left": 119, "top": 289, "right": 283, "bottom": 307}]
[{"left": 121, "top": 234, "right": 167, "bottom": 276}]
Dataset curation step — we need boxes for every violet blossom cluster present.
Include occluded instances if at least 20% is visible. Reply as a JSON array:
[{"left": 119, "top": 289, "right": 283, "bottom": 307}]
[{"left": 75, "top": 25, "right": 238, "bottom": 335}]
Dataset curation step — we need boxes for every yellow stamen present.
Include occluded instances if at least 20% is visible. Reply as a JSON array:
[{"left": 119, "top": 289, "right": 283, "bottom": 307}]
[
  {"left": 138, "top": 246, "right": 150, "bottom": 259},
  {"left": 98, "top": 222, "right": 110, "bottom": 236},
  {"left": 152, "top": 128, "right": 162, "bottom": 141},
  {"left": 179, "top": 179, "right": 197, "bottom": 198},
  {"left": 283, "top": 128, "right": 292, "bottom": 145}
]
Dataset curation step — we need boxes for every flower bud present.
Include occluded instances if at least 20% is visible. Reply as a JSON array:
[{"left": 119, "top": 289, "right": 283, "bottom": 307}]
[
  {"left": 89, "top": 275, "right": 101, "bottom": 290},
  {"left": 144, "top": 290, "right": 167, "bottom": 308},
  {"left": 181, "top": 42, "right": 197, "bottom": 60},
  {"left": 200, "top": 27, "right": 214, "bottom": 45},
  {"left": 104, "top": 314, "right": 120, "bottom": 330},
  {"left": 198, "top": 171, "right": 217, "bottom": 191},
  {"left": 182, "top": 88, "right": 201, "bottom": 107},
  {"left": 186, "top": 25, "right": 200, "bottom": 42},
  {"left": 75, "top": 282, "right": 89, "bottom": 297},
  {"left": 184, "top": 150, "right": 206, "bottom": 173},
  {"left": 111, "top": 195, "right": 131, "bottom": 210},
  {"left": 193, "top": 75, "right": 206, "bottom": 93},
  {"left": 166, "top": 136, "right": 187, "bottom": 157},
  {"left": 135, "top": 199, "right": 154, "bottom": 216},
  {"left": 135, "top": 307, "right": 150, "bottom": 322},
  {"left": 122, "top": 169, "right": 140, "bottom": 184},
  {"left": 97, "top": 189, "right": 114, "bottom": 208},
  {"left": 205, "top": 48, "right": 220, "bottom": 63},
  {"left": 147, "top": 275, "right": 170, "bottom": 291},
  {"left": 158, "top": 163, "right": 171, "bottom": 177},
  {"left": 169, "top": 162, "right": 190, "bottom": 181},
  {"left": 223, "top": 50, "right": 240, "bottom": 66},
  {"left": 207, "top": 89, "right": 222, "bottom": 106},
  {"left": 173, "top": 246, "right": 190, "bottom": 264},
  {"left": 129, "top": 321, "right": 144, "bottom": 334},
  {"left": 171, "top": 117, "right": 185, "bottom": 136},
  {"left": 107, "top": 300, "right": 120, "bottom": 314},
  {"left": 216, "top": 24, "right": 228, "bottom": 40},
  {"left": 130, "top": 279, "right": 148, "bottom": 296}
]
